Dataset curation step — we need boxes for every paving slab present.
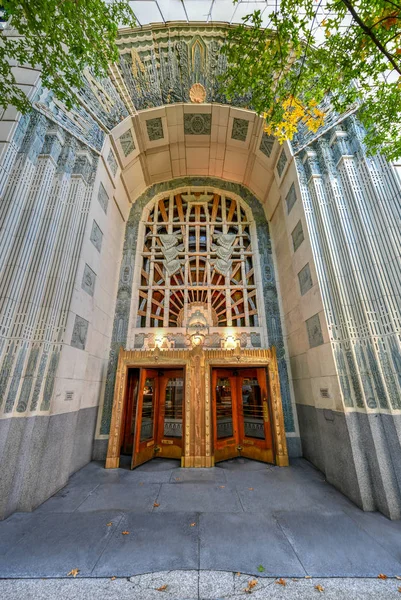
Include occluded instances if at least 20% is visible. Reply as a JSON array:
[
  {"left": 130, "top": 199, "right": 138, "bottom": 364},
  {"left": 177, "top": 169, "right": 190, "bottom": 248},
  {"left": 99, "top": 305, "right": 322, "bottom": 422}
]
[
  {"left": 0, "top": 512, "right": 123, "bottom": 577},
  {"left": 276, "top": 509, "right": 401, "bottom": 577},
  {"left": 169, "top": 467, "right": 227, "bottom": 484},
  {"left": 155, "top": 483, "right": 243, "bottom": 513},
  {"left": 35, "top": 481, "right": 100, "bottom": 513},
  {"left": 92, "top": 512, "right": 199, "bottom": 577},
  {"left": 76, "top": 482, "right": 160, "bottom": 512},
  {"left": 0, "top": 513, "right": 48, "bottom": 556},
  {"left": 199, "top": 512, "right": 306, "bottom": 577}
]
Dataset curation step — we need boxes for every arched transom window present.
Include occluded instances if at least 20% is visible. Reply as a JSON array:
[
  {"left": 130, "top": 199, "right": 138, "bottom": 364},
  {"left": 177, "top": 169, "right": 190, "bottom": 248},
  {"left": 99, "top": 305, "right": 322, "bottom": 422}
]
[{"left": 137, "top": 191, "right": 259, "bottom": 329}]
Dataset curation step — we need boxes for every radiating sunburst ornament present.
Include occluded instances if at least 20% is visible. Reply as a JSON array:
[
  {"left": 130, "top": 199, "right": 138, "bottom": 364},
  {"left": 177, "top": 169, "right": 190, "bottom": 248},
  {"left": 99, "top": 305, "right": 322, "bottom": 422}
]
[{"left": 189, "top": 83, "right": 206, "bottom": 103}]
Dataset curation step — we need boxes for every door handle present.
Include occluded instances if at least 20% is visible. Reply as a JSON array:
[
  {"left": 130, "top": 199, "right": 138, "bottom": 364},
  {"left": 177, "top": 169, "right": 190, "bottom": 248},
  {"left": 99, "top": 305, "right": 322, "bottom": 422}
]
[
  {"left": 237, "top": 446, "right": 243, "bottom": 452},
  {"left": 154, "top": 445, "right": 161, "bottom": 453}
]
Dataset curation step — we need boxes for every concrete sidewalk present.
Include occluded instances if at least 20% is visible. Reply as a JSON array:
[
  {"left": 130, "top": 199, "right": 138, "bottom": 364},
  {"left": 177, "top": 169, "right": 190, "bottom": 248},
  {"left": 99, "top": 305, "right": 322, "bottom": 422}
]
[{"left": 0, "top": 457, "right": 401, "bottom": 582}]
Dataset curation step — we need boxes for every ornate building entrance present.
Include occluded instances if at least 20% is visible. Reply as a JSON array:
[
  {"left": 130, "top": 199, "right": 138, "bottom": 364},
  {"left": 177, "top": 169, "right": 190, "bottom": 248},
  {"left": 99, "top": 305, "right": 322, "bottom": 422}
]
[{"left": 105, "top": 346, "right": 288, "bottom": 469}]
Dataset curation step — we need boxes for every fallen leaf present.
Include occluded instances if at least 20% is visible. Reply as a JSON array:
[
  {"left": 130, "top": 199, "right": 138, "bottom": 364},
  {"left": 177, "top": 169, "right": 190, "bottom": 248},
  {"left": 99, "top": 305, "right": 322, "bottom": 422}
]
[
  {"left": 219, "top": 485, "right": 225, "bottom": 488},
  {"left": 305, "top": 576, "right": 312, "bottom": 579},
  {"left": 398, "top": 586, "right": 401, "bottom": 593},
  {"left": 106, "top": 522, "right": 113, "bottom": 527},
  {"left": 257, "top": 565, "right": 265, "bottom": 572},
  {"left": 67, "top": 569, "right": 80, "bottom": 578},
  {"left": 315, "top": 584, "right": 325, "bottom": 592},
  {"left": 236, "top": 572, "right": 241, "bottom": 576},
  {"left": 190, "top": 522, "right": 196, "bottom": 527},
  {"left": 248, "top": 488, "right": 254, "bottom": 491},
  {"left": 244, "top": 579, "right": 258, "bottom": 593},
  {"left": 154, "top": 502, "right": 160, "bottom": 508},
  {"left": 110, "top": 576, "right": 116, "bottom": 581},
  {"left": 122, "top": 531, "right": 130, "bottom": 535},
  {"left": 139, "top": 482, "right": 144, "bottom": 486},
  {"left": 156, "top": 584, "right": 168, "bottom": 592},
  {"left": 378, "top": 574, "right": 388, "bottom": 580},
  {"left": 276, "top": 578, "right": 286, "bottom": 586},
  {"left": 175, "top": 478, "right": 181, "bottom": 481},
  {"left": 396, "top": 576, "right": 401, "bottom": 580}
]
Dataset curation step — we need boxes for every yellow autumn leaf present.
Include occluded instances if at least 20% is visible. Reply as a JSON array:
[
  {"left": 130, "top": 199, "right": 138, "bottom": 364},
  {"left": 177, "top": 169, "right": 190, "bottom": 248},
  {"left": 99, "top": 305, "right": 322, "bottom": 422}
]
[
  {"left": 276, "top": 578, "right": 286, "bottom": 586},
  {"left": 122, "top": 531, "right": 130, "bottom": 535},
  {"left": 315, "top": 584, "right": 325, "bottom": 592},
  {"left": 156, "top": 584, "right": 168, "bottom": 591},
  {"left": 67, "top": 568, "right": 80, "bottom": 578},
  {"left": 154, "top": 502, "right": 160, "bottom": 507},
  {"left": 106, "top": 522, "right": 112, "bottom": 526},
  {"left": 110, "top": 576, "right": 116, "bottom": 581},
  {"left": 378, "top": 574, "right": 388, "bottom": 580}
]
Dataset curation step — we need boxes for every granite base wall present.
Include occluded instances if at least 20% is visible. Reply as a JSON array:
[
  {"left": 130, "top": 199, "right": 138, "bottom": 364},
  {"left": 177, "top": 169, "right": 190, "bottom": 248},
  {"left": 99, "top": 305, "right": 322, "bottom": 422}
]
[
  {"left": 296, "top": 403, "right": 401, "bottom": 520},
  {"left": 0, "top": 406, "right": 97, "bottom": 520}
]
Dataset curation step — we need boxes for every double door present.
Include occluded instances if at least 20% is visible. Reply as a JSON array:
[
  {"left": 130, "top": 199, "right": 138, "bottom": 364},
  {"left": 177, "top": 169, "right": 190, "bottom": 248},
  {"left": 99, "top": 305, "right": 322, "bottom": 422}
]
[
  {"left": 132, "top": 368, "right": 184, "bottom": 468},
  {"left": 212, "top": 368, "right": 274, "bottom": 464}
]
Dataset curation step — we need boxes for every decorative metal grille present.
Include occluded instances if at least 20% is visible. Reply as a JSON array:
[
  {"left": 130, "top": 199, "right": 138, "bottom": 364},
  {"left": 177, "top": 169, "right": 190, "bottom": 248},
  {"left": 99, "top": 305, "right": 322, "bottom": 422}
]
[{"left": 137, "top": 192, "right": 259, "bottom": 329}]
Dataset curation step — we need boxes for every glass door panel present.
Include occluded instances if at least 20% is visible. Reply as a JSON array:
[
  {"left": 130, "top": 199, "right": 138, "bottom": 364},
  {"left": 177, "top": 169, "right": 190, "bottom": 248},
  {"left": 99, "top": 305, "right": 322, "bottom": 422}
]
[
  {"left": 216, "top": 377, "right": 234, "bottom": 439},
  {"left": 132, "top": 369, "right": 159, "bottom": 468},
  {"left": 212, "top": 369, "right": 239, "bottom": 463},
  {"left": 241, "top": 377, "right": 265, "bottom": 440},
  {"left": 157, "top": 370, "right": 184, "bottom": 459}
]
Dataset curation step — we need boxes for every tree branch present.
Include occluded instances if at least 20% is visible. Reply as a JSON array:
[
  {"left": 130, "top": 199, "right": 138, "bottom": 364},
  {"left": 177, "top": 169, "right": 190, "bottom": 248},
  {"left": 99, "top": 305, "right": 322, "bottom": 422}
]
[{"left": 341, "top": 0, "right": 401, "bottom": 75}]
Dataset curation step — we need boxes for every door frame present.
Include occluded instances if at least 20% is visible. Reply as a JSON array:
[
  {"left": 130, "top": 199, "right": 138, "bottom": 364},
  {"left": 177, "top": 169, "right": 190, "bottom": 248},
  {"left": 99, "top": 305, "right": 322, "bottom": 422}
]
[{"left": 105, "top": 346, "right": 288, "bottom": 469}]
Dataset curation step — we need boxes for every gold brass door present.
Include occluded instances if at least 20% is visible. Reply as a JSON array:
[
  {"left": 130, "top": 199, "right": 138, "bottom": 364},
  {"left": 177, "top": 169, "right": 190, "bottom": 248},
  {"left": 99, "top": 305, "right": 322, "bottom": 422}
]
[
  {"left": 132, "top": 368, "right": 184, "bottom": 468},
  {"left": 212, "top": 368, "right": 274, "bottom": 465}
]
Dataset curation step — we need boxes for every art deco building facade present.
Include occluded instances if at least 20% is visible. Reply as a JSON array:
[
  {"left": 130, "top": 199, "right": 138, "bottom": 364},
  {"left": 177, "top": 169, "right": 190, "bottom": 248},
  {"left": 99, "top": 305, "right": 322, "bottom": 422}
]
[{"left": 0, "top": 19, "right": 400, "bottom": 519}]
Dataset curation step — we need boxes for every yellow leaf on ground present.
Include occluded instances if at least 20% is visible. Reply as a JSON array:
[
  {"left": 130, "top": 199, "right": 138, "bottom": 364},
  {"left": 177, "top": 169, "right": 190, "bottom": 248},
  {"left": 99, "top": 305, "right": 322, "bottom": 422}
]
[
  {"left": 156, "top": 584, "right": 168, "bottom": 591},
  {"left": 106, "top": 522, "right": 112, "bottom": 526},
  {"left": 190, "top": 522, "right": 196, "bottom": 526},
  {"left": 244, "top": 579, "right": 258, "bottom": 593},
  {"left": 315, "top": 584, "right": 325, "bottom": 592},
  {"left": 305, "top": 576, "right": 312, "bottom": 579},
  {"left": 154, "top": 502, "right": 160, "bottom": 507},
  {"left": 236, "top": 572, "right": 241, "bottom": 576},
  {"left": 67, "top": 569, "right": 80, "bottom": 578},
  {"left": 248, "top": 488, "right": 254, "bottom": 491},
  {"left": 122, "top": 531, "right": 130, "bottom": 535},
  {"left": 219, "top": 486, "right": 225, "bottom": 488},
  {"left": 110, "top": 576, "right": 116, "bottom": 581},
  {"left": 378, "top": 574, "right": 388, "bottom": 580},
  {"left": 398, "top": 586, "right": 401, "bottom": 593},
  {"left": 276, "top": 578, "right": 286, "bottom": 586}
]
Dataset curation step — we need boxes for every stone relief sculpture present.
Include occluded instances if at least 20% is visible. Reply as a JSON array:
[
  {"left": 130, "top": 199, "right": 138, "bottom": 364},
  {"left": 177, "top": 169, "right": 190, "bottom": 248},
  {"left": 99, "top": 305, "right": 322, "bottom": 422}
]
[
  {"left": 212, "top": 233, "right": 235, "bottom": 277},
  {"left": 159, "top": 233, "right": 184, "bottom": 277}
]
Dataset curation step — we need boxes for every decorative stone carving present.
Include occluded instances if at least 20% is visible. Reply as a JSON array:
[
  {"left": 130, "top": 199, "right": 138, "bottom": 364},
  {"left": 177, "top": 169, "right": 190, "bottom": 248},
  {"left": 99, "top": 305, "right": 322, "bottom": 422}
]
[
  {"left": 298, "top": 263, "right": 313, "bottom": 296},
  {"left": 212, "top": 233, "right": 235, "bottom": 277},
  {"left": 306, "top": 314, "right": 324, "bottom": 348},
  {"left": 291, "top": 220, "right": 304, "bottom": 253},
  {"left": 82, "top": 264, "right": 96, "bottom": 296},
  {"left": 251, "top": 332, "right": 262, "bottom": 348},
  {"left": 259, "top": 132, "right": 275, "bottom": 158},
  {"left": 276, "top": 149, "right": 288, "bottom": 177},
  {"left": 285, "top": 183, "right": 297, "bottom": 215},
  {"left": 107, "top": 149, "right": 118, "bottom": 176},
  {"left": 134, "top": 333, "right": 145, "bottom": 348},
  {"left": 97, "top": 182, "right": 109, "bottom": 214},
  {"left": 159, "top": 233, "right": 183, "bottom": 277},
  {"left": 146, "top": 117, "right": 164, "bottom": 141},
  {"left": 71, "top": 315, "right": 89, "bottom": 350},
  {"left": 231, "top": 118, "right": 249, "bottom": 142},
  {"left": 189, "top": 83, "right": 206, "bottom": 103},
  {"left": 90, "top": 220, "right": 103, "bottom": 252},
  {"left": 119, "top": 129, "right": 135, "bottom": 157},
  {"left": 184, "top": 113, "right": 211, "bottom": 135}
]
